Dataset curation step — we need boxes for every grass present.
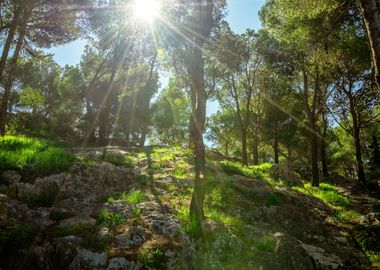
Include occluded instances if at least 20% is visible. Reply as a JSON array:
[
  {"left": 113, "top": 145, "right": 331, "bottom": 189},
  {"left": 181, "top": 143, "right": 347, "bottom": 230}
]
[
  {"left": 57, "top": 223, "right": 94, "bottom": 237},
  {"left": 293, "top": 183, "right": 350, "bottom": 209},
  {"left": 138, "top": 247, "right": 164, "bottom": 269},
  {"left": 103, "top": 154, "right": 136, "bottom": 168},
  {"left": 0, "top": 136, "right": 75, "bottom": 178},
  {"left": 0, "top": 219, "right": 38, "bottom": 249},
  {"left": 106, "top": 189, "right": 146, "bottom": 205},
  {"left": 97, "top": 209, "right": 125, "bottom": 227}
]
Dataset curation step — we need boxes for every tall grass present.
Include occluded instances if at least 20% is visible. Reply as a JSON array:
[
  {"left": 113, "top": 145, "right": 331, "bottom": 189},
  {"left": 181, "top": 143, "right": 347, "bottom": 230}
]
[{"left": 0, "top": 136, "right": 75, "bottom": 178}]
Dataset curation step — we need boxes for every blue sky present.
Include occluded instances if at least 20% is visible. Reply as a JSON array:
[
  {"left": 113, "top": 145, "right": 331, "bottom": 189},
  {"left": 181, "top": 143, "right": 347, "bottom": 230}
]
[
  {"left": 46, "top": 0, "right": 266, "bottom": 116},
  {"left": 47, "top": 0, "right": 265, "bottom": 66}
]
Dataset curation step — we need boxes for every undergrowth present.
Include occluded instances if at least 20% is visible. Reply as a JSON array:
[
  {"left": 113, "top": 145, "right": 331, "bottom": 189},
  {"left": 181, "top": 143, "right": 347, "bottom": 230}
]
[{"left": 0, "top": 136, "right": 75, "bottom": 178}]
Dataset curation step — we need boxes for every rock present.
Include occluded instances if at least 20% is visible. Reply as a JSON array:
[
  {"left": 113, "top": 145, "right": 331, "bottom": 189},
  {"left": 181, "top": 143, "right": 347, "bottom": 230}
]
[
  {"left": 254, "top": 232, "right": 315, "bottom": 270},
  {"left": 302, "top": 243, "right": 344, "bottom": 270},
  {"left": 107, "top": 257, "right": 138, "bottom": 270},
  {"left": 115, "top": 226, "right": 147, "bottom": 248},
  {"left": 201, "top": 219, "right": 225, "bottom": 239},
  {"left": 58, "top": 216, "right": 96, "bottom": 229},
  {"left": 99, "top": 227, "right": 110, "bottom": 237},
  {"left": 69, "top": 249, "right": 107, "bottom": 270}
]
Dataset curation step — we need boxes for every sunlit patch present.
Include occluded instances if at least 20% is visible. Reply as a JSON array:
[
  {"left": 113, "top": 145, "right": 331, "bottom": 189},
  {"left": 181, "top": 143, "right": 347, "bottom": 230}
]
[{"left": 133, "top": 0, "right": 161, "bottom": 22}]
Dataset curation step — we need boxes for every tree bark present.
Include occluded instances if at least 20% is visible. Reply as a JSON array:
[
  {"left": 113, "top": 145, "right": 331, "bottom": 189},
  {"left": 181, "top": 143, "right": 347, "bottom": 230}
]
[
  {"left": 0, "top": 5, "right": 20, "bottom": 85},
  {"left": 98, "top": 70, "right": 117, "bottom": 146},
  {"left": 0, "top": 13, "right": 27, "bottom": 136},
  {"left": 348, "top": 92, "right": 366, "bottom": 183},
  {"left": 310, "top": 120, "right": 320, "bottom": 187},
  {"left": 358, "top": 0, "right": 380, "bottom": 93},
  {"left": 252, "top": 131, "right": 259, "bottom": 165},
  {"left": 320, "top": 114, "right": 329, "bottom": 179},
  {"left": 189, "top": 46, "right": 207, "bottom": 226},
  {"left": 274, "top": 119, "right": 279, "bottom": 164}
]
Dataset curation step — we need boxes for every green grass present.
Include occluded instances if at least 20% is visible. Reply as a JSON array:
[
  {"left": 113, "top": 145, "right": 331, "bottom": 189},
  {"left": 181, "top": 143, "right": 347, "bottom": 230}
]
[
  {"left": 0, "top": 219, "right": 38, "bottom": 249},
  {"left": 0, "top": 136, "right": 75, "bottom": 178},
  {"left": 57, "top": 223, "right": 94, "bottom": 237},
  {"left": 138, "top": 247, "right": 164, "bottom": 269},
  {"left": 97, "top": 209, "right": 125, "bottom": 227},
  {"left": 293, "top": 183, "right": 350, "bottom": 209},
  {"left": 106, "top": 189, "right": 146, "bottom": 205},
  {"left": 103, "top": 154, "right": 137, "bottom": 167}
]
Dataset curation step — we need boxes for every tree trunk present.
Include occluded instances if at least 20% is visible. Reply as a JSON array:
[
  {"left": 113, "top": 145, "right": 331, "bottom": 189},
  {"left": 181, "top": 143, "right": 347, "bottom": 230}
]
[
  {"left": 320, "top": 112, "right": 329, "bottom": 178},
  {"left": 189, "top": 45, "right": 207, "bottom": 230},
  {"left": 0, "top": 15, "right": 27, "bottom": 136},
  {"left": 0, "top": 6, "right": 20, "bottom": 84},
  {"left": 321, "top": 139, "right": 328, "bottom": 179},
  {"left": 98, "top": 69, "right": 117, "bottom": 146},
  {"left": 241, "top": 129, "right": 248, "bottom": 165},
  {"left": 310, "top": 121, "right": 320, "bottom": 187},
  {"left": 274, "top": 120, "right": 279, "bottom": 164},
  {"left": 140, "top": 123, "right": 147, "bottom": 147},
  {"left": 349, "top": 92, "right": 366, "bottom": 184},
  {"left": 358, "top": 0, "right": 380, "bottom": 93},
  {"left": 252, "top": 131, "right": 259, "bottom": 165}
]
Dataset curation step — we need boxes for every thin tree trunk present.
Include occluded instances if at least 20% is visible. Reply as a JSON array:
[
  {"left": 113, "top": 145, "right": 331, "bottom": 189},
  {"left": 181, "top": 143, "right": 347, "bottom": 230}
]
[
  {"left": 349, "top": 92, "right": 366, "bottom": 183},
  {"left": 0, "top": 6, "right": 20, "bottom": 84},
  {"left": 241, "top": 129, "right": 248, "bottom": 165},
  {"left": 274, "top": 120, "right": 279, "bottom": 164},
  {"left": 320, "top": 116, "right": 329, "bottom": 179},
  {"left": 310, "top": 120, "right": 320, "bottom": 187},
  {"left": 252, "top": 130, "right": 259, "bottom": 165},
  {"left": 0, "top": 15, "right": 27, "bottom": 136},
  {"left": 98, "top": 70, "right": 117, "bottom": 146},
  {"left": 358, "top": 0, "right": 380, "bottom": 93}
]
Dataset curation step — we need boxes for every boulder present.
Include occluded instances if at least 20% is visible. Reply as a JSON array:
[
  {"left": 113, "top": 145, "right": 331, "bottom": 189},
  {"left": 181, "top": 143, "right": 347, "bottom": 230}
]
[{"left": 69, "top": 249, "right": 108, "bottom": 270}]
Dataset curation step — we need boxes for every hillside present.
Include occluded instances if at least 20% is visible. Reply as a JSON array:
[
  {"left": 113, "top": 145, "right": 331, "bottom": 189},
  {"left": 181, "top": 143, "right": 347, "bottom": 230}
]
[{"left": 0, "top": 137, "right": 379, "bottom": 269}]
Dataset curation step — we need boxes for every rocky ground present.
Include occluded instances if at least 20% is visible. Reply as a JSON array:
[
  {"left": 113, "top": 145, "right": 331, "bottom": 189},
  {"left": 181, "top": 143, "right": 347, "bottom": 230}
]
[{"left": 0, "top": 146, "right": 379, "bottom": 269}]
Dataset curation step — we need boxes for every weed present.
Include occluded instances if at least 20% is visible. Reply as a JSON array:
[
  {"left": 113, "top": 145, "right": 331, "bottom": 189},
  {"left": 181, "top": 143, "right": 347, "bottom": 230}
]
[
  {"left": 0, "top": 219, "right": 38, "bottom": 249},
  {"left": 138, "top": 247, "right": 164, "bottom": 269},
  {"left": 97, "top": 209, "right": 125, "bottom": 227},
  {"left": 132, "top": 208, "right": 142, "bottom": 218},
  {"left": 125, "top": 189, "right": 145, "bottom": 205},
  {"left": 254, "top": 235, "right": 276, "bottom": 252},
  {"left": 57, "top": 223, "right": 94, "bottom": 237}
]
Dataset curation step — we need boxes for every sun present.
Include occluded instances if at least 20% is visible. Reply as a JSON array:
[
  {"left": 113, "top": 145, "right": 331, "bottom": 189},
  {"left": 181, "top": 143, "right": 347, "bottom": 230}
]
[{"left": 133, "top": 0, "right": 161, "bottom": 22}]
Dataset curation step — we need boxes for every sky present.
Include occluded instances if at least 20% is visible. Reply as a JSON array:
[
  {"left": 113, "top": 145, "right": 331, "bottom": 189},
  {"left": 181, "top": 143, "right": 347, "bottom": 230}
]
[{"left": 46, "top": 0, "right": 266, "bottom": 115}]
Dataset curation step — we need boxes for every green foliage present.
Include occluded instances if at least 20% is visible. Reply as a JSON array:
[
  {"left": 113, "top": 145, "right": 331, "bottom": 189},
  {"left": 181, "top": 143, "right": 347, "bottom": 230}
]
[
  {"left": 138, "top": 248, "right": 164, "bottom": 269},
  {"left": 125, "top": 189, "right": 146, "bottom": 205},
  {"left": 0, "top": 219, "right": 38, "bottom": 249},
  {"left": 106, "top": 189, "right": 145, "bottom": 205},
  {"left": 254, "top": 235, "right": 276, "bottom": 252},
  {"left": 57, "top": 223, "right": 94, "bottom": 237},
  {"left": 103, "top": 154, "right": 136, "bottom": 167},
  {"left": 293, "top": 183, "right": 350, "bottom": 209},
  {"left": 97, "top": 209, "right": 125, "bottom": 227},
  {"left": 0, "top": 136, "right": 75, "bottom": 178},
  {"left": 264, "top": 192, "right": 280, "bottom": 206}
]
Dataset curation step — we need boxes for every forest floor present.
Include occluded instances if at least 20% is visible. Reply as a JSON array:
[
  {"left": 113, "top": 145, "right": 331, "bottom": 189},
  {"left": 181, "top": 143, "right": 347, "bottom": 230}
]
[{"left": 0, "top": 139, "right": 379, "bottom": 269}]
